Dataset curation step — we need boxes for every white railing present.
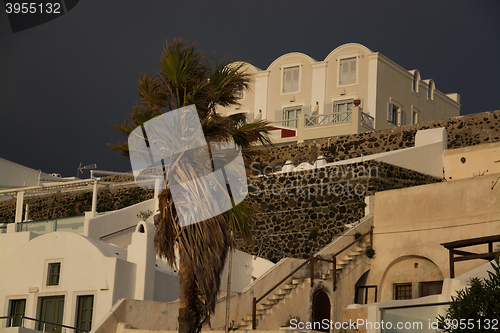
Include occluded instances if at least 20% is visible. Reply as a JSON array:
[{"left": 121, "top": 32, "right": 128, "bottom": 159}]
[
  {"left": 272, "top": 118, "right": 299, "bottom": 128},
  {"left": 305, "top": 111, "right": 352, "bottom": 127},
  {"left": 361, "top": 112, "right": 375, "bottom": 129}
]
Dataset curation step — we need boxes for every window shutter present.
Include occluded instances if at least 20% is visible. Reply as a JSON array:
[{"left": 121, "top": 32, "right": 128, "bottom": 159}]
[
  {"left": 324, "top": 102, "right": 334, "bottom": 114},
  {"left": 274, "top": 109, "right": 283, "bottom": 123},
  {"left": 301, "top": 105, "right": 311, "bottom": 116},
  {"left": 348, "top": 58, "right": 356, "bottom": 83},
  {"left": 283, "top": 66, "right": 299, "bottom": 93},
  {"left": 400, "top": 110, "right": 406, "bottom": 126},
  {"left": 340, "top": 58, "right": 356, "bottom": 84},
  {"left": 387, "top": 103, "right": 393, "bottom": 122},
  {"left": 340, "top": 61, "right": 347, "bottom": 84},
  {"left": 292, "top": 67, "right": 299, "bottom": 92}
]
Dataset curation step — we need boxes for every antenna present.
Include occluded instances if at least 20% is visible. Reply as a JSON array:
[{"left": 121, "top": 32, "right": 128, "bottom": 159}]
[{"left": 77, "top": 163, "right": 97, "bottom": 178}]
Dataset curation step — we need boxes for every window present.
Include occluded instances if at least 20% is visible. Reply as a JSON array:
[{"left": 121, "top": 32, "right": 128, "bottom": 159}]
[
  {"left": 394, "top": 283, "right": 412, "bottom": 300},
  {"left": 76, "top": 295, "right": 94, "bottom": 331},
  {"left": 9, "top": 299, "right": 26, "bottom": 327},
  {"left": 339, "top": 57, "right": 356, "bottom": 85},
  {"left": 284, "top": 107, "right": 301, "bottom": 128},
  {"left": 412, "top": 71, "right": 420, "bottom": 94},
  {"left": 412, "top": 107, "right": 419, "bottom": 125},
  {"left": 47, "top": 262, "right": 61, "bottom": 286},
  {"left": 420, "top": 281, "right": 443, "bottom": 297},
  {"left": 387, "top": 102, "right": 406, "bottom": 126},
  {"left": 334, "top": 100, "right": 353, "bottom": 122},
  {"left": 283, "top": 66, "right": 300, "bottom": 93},
  {"left": 427, "top": 80, "right": 435, "bottom": 101},
  {"left": 355, "top": 286, "right": 377, "bottom": 304}
]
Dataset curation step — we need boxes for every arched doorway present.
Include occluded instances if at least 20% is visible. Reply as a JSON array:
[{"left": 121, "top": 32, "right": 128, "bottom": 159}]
[{"left": 312, "top": 289, "right": 330, "bottom": 332}]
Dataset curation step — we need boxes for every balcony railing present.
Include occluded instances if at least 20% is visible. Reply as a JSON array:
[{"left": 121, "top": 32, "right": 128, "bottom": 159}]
[
  {"left": 272, "top": 118, "right": 299, "bottom": 128},
  {"left": 0, "top": 315, "right": 89, "bottom": 332},
  {"left": 16, "top": 215, "right": 86, "bottom": 235},
  {"left": 305, "top": 111, "right": 352, "bottom": 127},
  {"left": 361, "top": 112, "right": 375, "bottom": 129}
]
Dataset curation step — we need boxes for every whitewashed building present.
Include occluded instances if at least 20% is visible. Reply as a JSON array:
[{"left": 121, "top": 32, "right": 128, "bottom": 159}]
[{"left": 218, "top": 43, "right": 461, "bottom": 144}]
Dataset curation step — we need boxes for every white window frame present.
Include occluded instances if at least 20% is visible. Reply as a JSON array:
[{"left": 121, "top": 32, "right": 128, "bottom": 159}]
[
  {"left": 281, "top": 62, "right": 302, "bottom": 94},
  {"left": 411, "top": 106, "right": 419, "bottom": 125},
  {"left": 427, "top": 80, "right": 435, "bottom": 102},
  {"left": 411, "top": 71, "right": 420, "bottom": 95},
  {"left": 43, "top": 259, "right": 64, "bottom": 289},
  {"left": 337, "top": 53, "right": 358, "bottom": 87},
  {"left": 72, "top": 291, "right": 97, "bottom": 330},
  {"left": 387, "top": 99, "right": 405, "bottom": 126}
]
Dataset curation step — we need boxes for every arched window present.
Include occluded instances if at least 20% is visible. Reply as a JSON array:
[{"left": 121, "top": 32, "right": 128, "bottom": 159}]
[
  {"left": 412, "top": 71, "right": 420, "bottom": 94},
  {"left": 427, "top": 80, "right": 435, "bottom": 101}
]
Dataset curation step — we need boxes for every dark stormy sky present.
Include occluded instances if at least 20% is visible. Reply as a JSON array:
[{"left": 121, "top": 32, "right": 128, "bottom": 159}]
[{"left": 1, "top": 0, "right": 499, "bottom": 178}]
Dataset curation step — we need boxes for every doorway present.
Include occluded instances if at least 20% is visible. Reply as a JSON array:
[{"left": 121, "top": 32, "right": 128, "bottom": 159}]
[
  {"left": 312, "top": 289, "right": 330, "bottom": 332},
  {"left": 38, "top": 296, "right": 64, "bottom": 332}
]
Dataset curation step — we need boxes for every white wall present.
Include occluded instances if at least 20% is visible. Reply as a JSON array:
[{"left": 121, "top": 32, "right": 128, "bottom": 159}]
[
  {"left": 0, "top": 232, "right": 127, "bottom": 331},
  {"left": 220, "top": 249, "right": 274, "bottom": 293}
]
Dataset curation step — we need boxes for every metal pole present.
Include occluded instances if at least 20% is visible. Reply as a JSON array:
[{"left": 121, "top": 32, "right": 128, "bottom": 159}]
[
  {"left": 224, "top": 235, "right": 233, "bottom": 333},
  {"left": 333, "top": 257, "right": 336, "bottom": 291},
  {"left": 449, "top": 249, "right": 455, "bottom": 278},
  {"left": 252, "top": 297, "right": 256, "bottom": 329},
  {"left": 370, "top": 226, "right": 374, "bottom": 248},
  {"left": 310, "top": 257, "right": 315, "bottom": 287}
]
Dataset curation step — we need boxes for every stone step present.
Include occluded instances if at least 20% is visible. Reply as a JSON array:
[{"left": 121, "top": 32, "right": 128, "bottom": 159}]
[
  {"left": 278, "top": 289, "right": 290, "bottom": 295},
  {"left": 292, "top": 278, "right": 303, "bottom": 284},
  {"left": 284, "top": 284, "right": 297, "bottom": 290}
]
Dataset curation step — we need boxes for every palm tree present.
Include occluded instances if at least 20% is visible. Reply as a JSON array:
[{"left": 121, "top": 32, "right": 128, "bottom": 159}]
[{"left": 109, "top": 38, "right": 272, "bottom": 333}]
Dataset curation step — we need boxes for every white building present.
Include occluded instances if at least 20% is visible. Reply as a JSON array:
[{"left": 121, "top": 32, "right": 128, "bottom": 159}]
[
  {"left": 218, "top": 43, "right": 461, "bottom": 144},
  {"left": 0, "top": 177, "right": 274, "bottom": 333}
]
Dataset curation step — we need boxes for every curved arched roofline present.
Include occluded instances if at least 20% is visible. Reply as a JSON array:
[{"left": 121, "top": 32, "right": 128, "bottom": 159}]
[
  {"left": 228, "top": 61, "right": 262, "bottom": 73},
  {"left": 324, "top": 43, "right": 373, "bottom": 61},
  {"left": 379, "top": 254, "right": 442, "bottom": 289},
  {"left": 408, "top": 69, "right": 420, "bottom": 77},
  {"left": 267, "top": 52, "right": 317, "bottom": 71},
  {"left": 15, "top": 231, "right": 127, "bottom": 259}
]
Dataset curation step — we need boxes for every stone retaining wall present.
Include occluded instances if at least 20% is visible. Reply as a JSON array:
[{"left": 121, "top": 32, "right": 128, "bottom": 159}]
[
  {"left": 238, "top": 161, "right": 439, "bottom": 262},
  {"left": 258, "top": 110, "right": 500, "bottom": 167}
]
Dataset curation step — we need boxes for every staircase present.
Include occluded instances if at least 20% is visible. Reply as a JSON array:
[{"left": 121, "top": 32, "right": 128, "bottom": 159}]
[
  {"left": 237, "top": 214, "right": 374, "bottom": 330},
  {"left": 238, "top": 277, "right": 311, "bottom": 329}
]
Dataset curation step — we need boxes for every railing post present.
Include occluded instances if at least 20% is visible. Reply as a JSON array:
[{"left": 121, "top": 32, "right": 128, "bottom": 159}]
[
  {"left": 449, "top": 249, "right": 455, "bottom": 278},
  {"left": 252, "top": 297, "right": 256, "bottom": 329},
  {"left": 370, "top": 226, "right": 374, "bottom": 248},
  {"left": 310, "top": 257, "right": 314, "bottom": 287},
  {"left": 333, "top": 257, "right": 337, "bottom": 291}
]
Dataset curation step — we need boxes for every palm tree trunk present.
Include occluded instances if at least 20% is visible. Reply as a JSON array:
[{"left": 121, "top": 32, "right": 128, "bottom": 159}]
[{"left": 178, "top": 254, "right": 203, "bottom": 333}]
